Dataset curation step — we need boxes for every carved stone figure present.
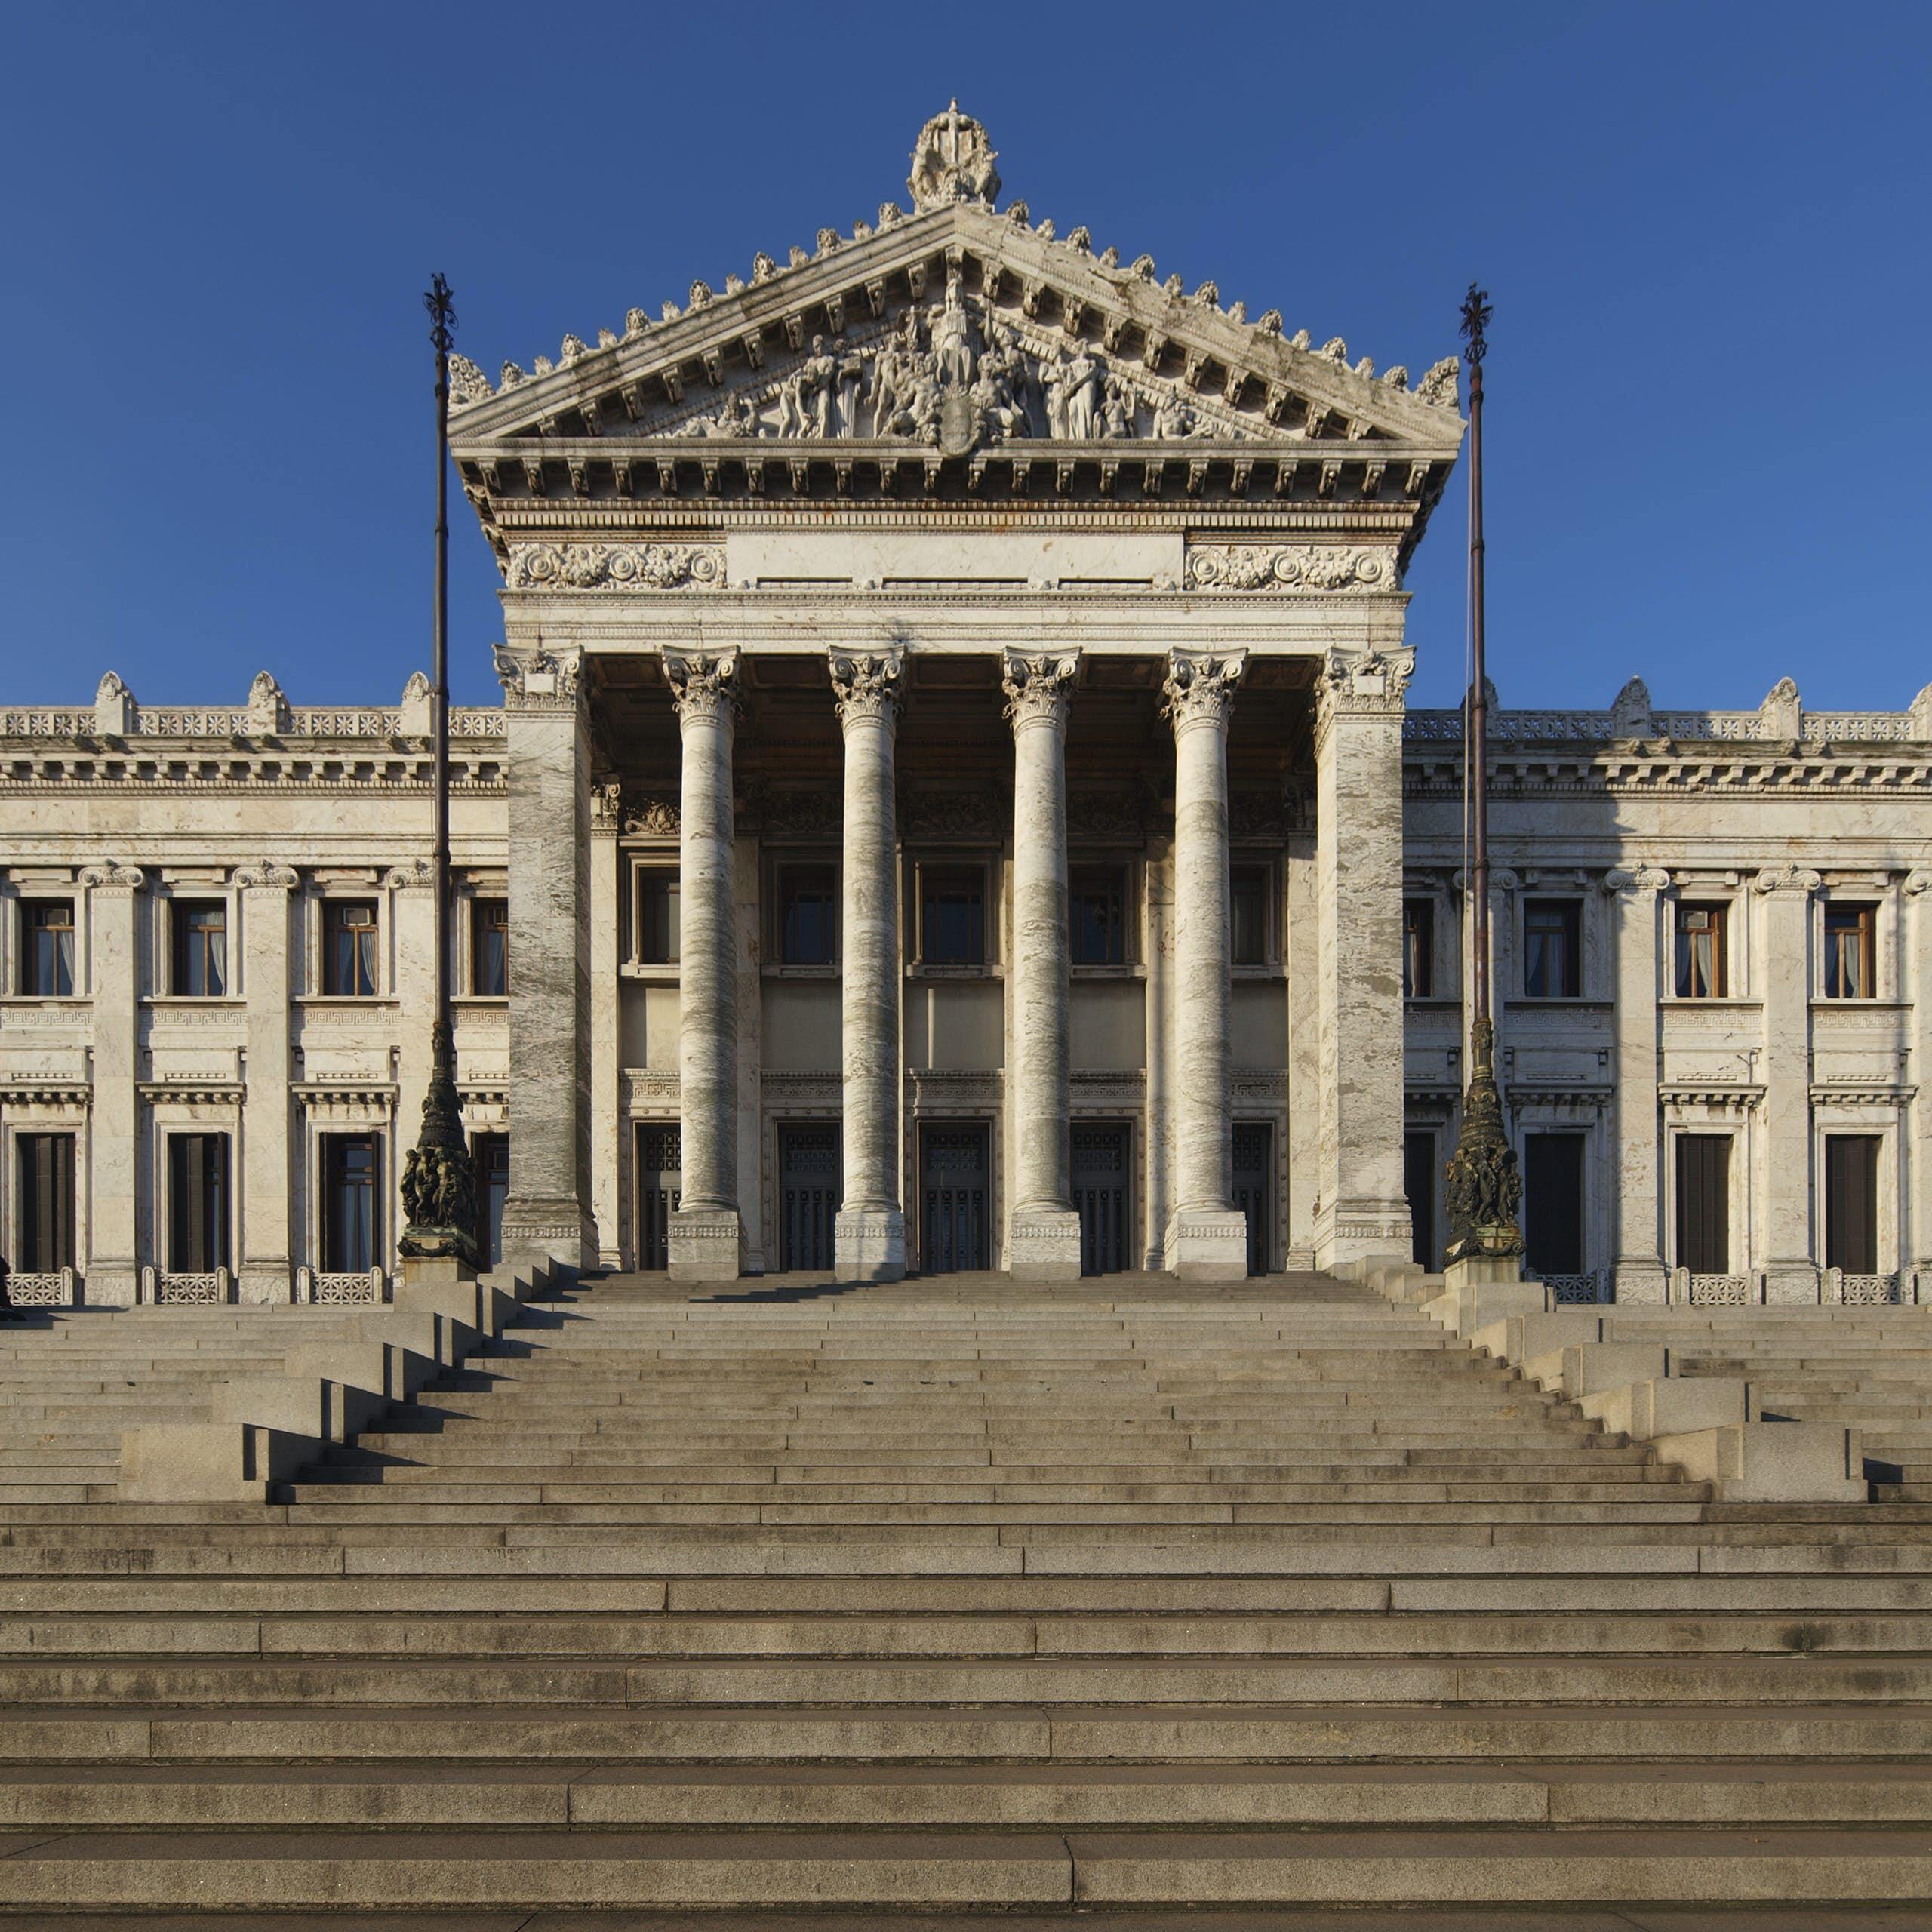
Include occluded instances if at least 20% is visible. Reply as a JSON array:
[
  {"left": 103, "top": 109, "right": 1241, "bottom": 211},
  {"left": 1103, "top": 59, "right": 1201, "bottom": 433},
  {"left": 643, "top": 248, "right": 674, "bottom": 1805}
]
[
  {"left": 1152, "top": 391, "right": 1195, "bottom": 439},
  {"left": 835, "top": 350, "right": 866, "bottom": 438},
  {"left": 931, "top": 271, "right": 977, "bottom": 389},
  {"left": 1417, "top": 356, "right": 1461, "bottom": 407},
  {"left": 1062, "top": 347, "right": 1103, "bottom": 441},
  {"left": 1039, "top": 346, "right": 1070, "bottom": 439},
  {"left": 798, "top": 335, "right": 838, "bottom": 438},
  {"left": 1100, "top": 373, "right": 1134, "bottom": 439}
]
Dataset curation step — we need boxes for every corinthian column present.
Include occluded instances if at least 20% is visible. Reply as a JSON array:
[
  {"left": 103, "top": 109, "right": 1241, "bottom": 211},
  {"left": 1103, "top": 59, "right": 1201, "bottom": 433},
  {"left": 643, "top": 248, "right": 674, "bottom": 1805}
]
[
  {"left": 664, "top": 649, "right": 743, "bottom": 1281},
  {"left": 832, "top": 649, "right": 906, "bottom": 1281},
  {"left": 1002, "top": 650, "right": 1082, "bottom": 1279},
  {"left": 1162, "top": 651, "right": 1250, "bottom": 1280}
]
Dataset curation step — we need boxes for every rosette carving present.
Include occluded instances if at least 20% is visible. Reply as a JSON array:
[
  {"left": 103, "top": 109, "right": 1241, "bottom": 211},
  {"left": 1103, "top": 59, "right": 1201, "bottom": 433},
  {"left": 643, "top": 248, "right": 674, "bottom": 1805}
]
[
  {"left": 1184, "top": 544, "right": 1392, "bottom": 592},
  {"left": 509, "top": 543, "right": 724, "bottom": 592}
]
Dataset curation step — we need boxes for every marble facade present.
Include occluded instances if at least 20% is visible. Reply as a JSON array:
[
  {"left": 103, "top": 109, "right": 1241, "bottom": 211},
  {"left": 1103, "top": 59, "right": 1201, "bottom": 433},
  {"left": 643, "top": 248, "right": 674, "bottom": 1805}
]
[{"left": 2, "top": 113, "right": 1927, "bottom": 1307}]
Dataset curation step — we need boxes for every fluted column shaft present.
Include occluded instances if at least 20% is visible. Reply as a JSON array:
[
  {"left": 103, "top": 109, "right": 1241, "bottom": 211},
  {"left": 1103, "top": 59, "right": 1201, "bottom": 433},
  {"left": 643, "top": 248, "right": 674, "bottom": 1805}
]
[
  {"left": 1003, "top": 651, "right": 1082, "bottom": 1280},
  {"left": 832, "top": 651, "right": 906, "bottom": 1281},
  {"left": 665, "top": 650, "right": 743, "bottom": 1280},
  {"left": 1161, "top": 653, "right": 1247, "bottom": 1280}
]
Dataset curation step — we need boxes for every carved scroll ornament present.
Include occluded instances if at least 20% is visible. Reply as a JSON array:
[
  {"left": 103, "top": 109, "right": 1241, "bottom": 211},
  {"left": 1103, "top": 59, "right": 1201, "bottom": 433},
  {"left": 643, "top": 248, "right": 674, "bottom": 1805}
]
[
  {"left": 1184, "top": 544, "right": 1393, "bottom": 592},
  {"left": 509, "top": 543, "right": 724, "bottom": 592},
  {"left": 1161, "top": 650, "right": 1244, "bottom": 730},
  {"left": 1001, "top": 650, "right": 1079, "bottom": 729},
  {"left": 662, "top": 649, "right": 740, "bottom": 724}
]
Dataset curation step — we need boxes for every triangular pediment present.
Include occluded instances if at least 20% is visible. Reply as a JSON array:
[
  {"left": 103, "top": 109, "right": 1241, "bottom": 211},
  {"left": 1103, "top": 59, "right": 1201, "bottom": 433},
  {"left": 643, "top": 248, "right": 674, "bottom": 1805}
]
[{"left": 449, "top": 199, "right": 1464, "bottom": 462}]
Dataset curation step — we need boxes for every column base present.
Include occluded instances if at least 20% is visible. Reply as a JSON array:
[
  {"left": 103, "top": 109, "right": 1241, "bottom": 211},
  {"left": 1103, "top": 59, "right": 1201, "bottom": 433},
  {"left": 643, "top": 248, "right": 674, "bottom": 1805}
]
[
  {"left": 835, "top": 1208, "right": 905, "bottom": 1283},
  {"left": 1613, "top": 1259, "right": 1669, "bottom": 1305},
  {"left": 669, "top": 1208, "right": 745, "bottom": 1284},
  {"left": 1165, "top": 1207, "right": 1249, "bottom": 1282},
  {"left": 1312, "top": 1198, "right": 1414, "bottom": 1275},
  {"left": 237, "top": 1263, "right": 293, "bottom": 1306},
  {"left": 84, "top": 1263, "right": 139, "bottom": 1309},
  {"left": 1008, "top": 1206, "right": 1082, "bottom": 1281},
  {"left": 1761, "top": 1261, "right": 1823, "bottom": 1306},
  {"left": 500, "top": 1198, "right": 596, "bottom": 1273}
]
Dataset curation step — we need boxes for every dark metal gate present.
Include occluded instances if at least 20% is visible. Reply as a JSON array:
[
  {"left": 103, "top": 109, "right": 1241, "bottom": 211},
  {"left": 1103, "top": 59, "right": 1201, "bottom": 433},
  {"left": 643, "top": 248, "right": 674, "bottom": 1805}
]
[
  {"left": 1232, "top": 1121, "right": 1272, "bottom": 1276},
  {"left": 777, "top": 1123, "right": 838, "bottom": 1271},
  {"left": 634, "top": 1123, "right": 681, "bottom": 1272},
  {"left": 1072, "top": 1123, "right": 1131, "bottom": 1275},
  {"left": 920, "top": 1124, "right": 989, "bottom": 1273}
]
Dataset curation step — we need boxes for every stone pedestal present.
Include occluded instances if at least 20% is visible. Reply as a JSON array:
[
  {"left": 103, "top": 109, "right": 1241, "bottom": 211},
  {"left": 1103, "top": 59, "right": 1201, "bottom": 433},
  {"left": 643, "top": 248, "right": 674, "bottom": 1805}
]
[
  {"left": 832, "top": 652, "right": 906, "bottom": 1282},
  {"left": 1161, "top": 651, "right": 1248, "bottom": 1281},
  {"left": 1605, "top": 867, "right": 1670, "bottom": 1303},
  {"left": 1311, "top": 648, "right": 1414, "bottom": 1272},
  {"left": 500, "top": 665, "right": 595, "bottom": 1270},
  {"left": 665, "top": 651, "right": 744, "bottom": 1282},
  {"left": 1002, "top": 651, "right": 1081, "bottom": 1281}
]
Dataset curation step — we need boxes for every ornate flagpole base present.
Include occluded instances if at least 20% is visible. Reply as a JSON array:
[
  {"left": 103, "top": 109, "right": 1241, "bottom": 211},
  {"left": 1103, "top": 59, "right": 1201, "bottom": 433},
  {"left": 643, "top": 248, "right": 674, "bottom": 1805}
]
[{"left": 398, "top": 1016, "right": 479, "bottom": 1275}]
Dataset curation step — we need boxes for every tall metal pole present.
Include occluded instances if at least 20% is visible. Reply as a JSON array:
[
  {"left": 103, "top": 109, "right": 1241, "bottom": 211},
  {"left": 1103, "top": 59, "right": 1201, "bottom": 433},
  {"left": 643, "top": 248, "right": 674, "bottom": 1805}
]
[
  {"left": 1442, "top": 282, "right": 1522, "bottom": 1266},
  {"left": 399, "top": 273, "right": 478, "bottom": 1269}
]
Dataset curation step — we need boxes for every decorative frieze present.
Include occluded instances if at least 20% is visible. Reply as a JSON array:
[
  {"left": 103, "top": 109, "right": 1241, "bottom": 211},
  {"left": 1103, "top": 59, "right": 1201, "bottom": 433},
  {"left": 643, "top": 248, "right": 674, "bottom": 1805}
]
[
  {"left": 507, "top": 543, "right": 724, "bottom": 592},
  {"left": 1183, "top": 544, "right": 1393, "bottom": 592}
]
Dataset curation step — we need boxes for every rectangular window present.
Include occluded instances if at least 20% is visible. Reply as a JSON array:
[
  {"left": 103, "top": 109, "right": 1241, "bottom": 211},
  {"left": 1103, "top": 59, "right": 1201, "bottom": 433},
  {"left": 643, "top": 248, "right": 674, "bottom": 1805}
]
[
  {"left": 1675, "top": 1133, "right": 1730, "bottom": 1276},
  {"left": 16, "top": 1133, "right": 75, "bottom": 1272},
  {"left": 473, "top": 1132, "right": 509, "bottom": 1270},
  {"left": 171, "top": 900, "right": 228, "bottom": 998},
  {"left": 920, "top": 865, "right": 985, "bottom": 967},
  {"left": 21, "top": 900, "right": 75, "bottom": 997},
  {"left": 1229, "top": 863, "right": 1269, "bottom": 968},
  {"left": 1070, "top": 863, "right": 1127, "bottom": 967},
  {"left": 1824, "top": 1134, "right": 1881, "bottom": 1275},
  {"left": 1403, "top": 1129, "right": 1438, "bottom": 1272},
  {"left": 167, "top": 1133, "right": 230, "bottom": 1273},
  {"left": 1523, "top": 899, "right": 1581, "bottom": 999},
  {"left": 634, "top": 872, "right": 680, "bottom": 966},
  {"left": 777, "top": 863, "right": 836, "bottom": 967},
  {"left": 1403, "top": 899, "right": 1434, "bottom": 999},
  {"left": 471, "top": 897, "right": 509, "bottom": 996},
  {"left": 322, "top": 1134, "right": 380, "bottom": 1273},
  {"left": 1823, "top": 903, "right": 1876, "bottom": 1000},
  {"left": 322, "top": 900, "right": 378, "bottom": 997},
  {"left": 1524, "top": 1131, "right": 1586, "bottom": 1277},
  {"left": 1673, "top": 903, "right": 1727, "bottom": 999}
]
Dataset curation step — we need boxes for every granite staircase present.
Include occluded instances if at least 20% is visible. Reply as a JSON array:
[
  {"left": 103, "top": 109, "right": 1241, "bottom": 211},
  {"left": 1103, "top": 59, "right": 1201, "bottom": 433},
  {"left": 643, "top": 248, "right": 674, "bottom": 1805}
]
[{"left": 1, "top": 1269, "right": 1930, "bottom": 1922}]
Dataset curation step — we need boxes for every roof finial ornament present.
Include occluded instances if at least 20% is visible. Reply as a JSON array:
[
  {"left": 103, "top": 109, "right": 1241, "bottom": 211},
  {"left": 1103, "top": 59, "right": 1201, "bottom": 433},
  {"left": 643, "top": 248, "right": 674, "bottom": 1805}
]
[{"left": 909, "top": 100, "right": 1000, "bottom": 212}]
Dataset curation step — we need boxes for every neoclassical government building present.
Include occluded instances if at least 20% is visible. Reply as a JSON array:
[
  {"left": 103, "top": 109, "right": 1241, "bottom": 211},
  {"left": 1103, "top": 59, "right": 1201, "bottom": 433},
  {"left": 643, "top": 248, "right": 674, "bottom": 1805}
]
[{"left": 3, "top": 112, "right": 1927, "bottom": 1308}]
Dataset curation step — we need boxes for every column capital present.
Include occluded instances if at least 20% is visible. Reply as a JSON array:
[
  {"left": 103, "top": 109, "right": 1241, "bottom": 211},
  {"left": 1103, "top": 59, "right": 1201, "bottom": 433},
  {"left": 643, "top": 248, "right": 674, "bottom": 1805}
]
[
  {"left": 1906, "top": 869, "right": 1932, "bottom": 897},
  {"left": 1314, "top": 645, "right": 1413, "bottom": 731},
  {"left": 76, "top": 862, "right": 145, "bottom": 892},
  {"left": 1162, "top": 648, "right": 1245, "bottom": 732},
  {"left": 1753, "top": 864, "right": 1823, "bottom": 899},
  {"left": 1002, "top": 649, "right": 1079, "bottom": 731},
  {"left": 829, "top": 648, "right": 903, "bottom": 730},
  {"left": 231, "top": 861, "right": 298, "bottom": 893},
  {"left": 494, "top": 645, "right": 585, "bottom": 714},
  {"left": 1603, "top": 864, "right": 1672, "bottom": 897},
  {"left": 662, "top": 648, "right": 740, "bottom": 726}
]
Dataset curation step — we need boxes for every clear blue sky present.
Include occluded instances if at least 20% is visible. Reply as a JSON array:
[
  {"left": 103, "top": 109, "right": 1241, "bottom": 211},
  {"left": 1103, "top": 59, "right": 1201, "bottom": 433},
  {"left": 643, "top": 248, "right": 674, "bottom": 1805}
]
[{"left": 2, "top": 3, "right": 1925, "bottom": 712}]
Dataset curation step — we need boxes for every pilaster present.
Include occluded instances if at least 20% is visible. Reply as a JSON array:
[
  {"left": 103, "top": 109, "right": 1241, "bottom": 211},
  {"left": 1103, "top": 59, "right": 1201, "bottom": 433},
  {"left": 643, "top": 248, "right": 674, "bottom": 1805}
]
[
  {"left": 1163, "top": 648, "right": 1249, "bottom": 1280},
  {"left": 237, "top": 862, "right": 298, "bottom": 1303},
  {"left": 500, "top": 654, "right": 595, "bottom": 1270},
  {"left": 1911, "top": 871, "right": 1932, "bottom": 1294},
  {"left": 1756, "top": 865, "right": 1823, "bottom": 1302},
  {"left": 1002, "top": 649, "right": 1082, "bottom": 1279},
  {"left": 1284, "top": 832, "right": 1321, "bottom": 1266},
  {"left": 588, "top": 786, "right": 623, "bottom": 1269},
  {"left": 79, "top": 863, "right": 143, "bottom": 1306},
  {"left": 1142, "top": 835, "right": 1174, "bottom": 1270},
  {"left": 664, "top": 648, "right": 745, "bottom": 1281},
  {"left": 386, "top": 860, "right": 437, "bottom": 1287},
  {"left": 1312, "top": 647, "right": 1413, "bottom": 1271},
  {"left": 1604, "top": 866, "right": 1669, "bottom": 1303},
  {"left": 832, "top": 650, "right": 906, "bottom": 1282}
]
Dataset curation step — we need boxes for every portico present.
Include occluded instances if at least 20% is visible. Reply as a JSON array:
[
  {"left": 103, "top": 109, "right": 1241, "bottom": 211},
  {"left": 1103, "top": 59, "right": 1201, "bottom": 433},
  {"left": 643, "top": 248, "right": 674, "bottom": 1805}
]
[{"left": 454, "top": 108, "right": 1463, "bottom": 1283}]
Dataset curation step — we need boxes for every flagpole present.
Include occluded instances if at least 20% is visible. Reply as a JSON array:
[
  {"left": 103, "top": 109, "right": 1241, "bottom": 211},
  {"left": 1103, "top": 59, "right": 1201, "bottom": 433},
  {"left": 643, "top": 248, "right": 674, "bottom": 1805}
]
[
  {"left": 1443, "top": 283, "right": 1523, "bottom": 1266},
  {"left": 399, "top": 273, "right": 478, "bottom": 1270}
]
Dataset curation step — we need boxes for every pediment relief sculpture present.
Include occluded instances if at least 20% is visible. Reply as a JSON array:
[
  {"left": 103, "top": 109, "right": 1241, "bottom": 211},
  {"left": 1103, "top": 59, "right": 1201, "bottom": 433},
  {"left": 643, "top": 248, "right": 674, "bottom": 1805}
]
[{"left": 446, "top": 111, "right": 1465, "bottom": 464}]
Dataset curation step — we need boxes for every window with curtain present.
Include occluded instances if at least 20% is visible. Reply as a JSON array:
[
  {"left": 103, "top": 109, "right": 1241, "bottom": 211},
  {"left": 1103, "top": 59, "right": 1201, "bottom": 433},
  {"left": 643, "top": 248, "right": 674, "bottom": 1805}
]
[
  {"left": 1403, "top": 900, "right": 1434, "bottom": 998},
  {"left": 1070, "top": 864, "right": 1127, "bottom": 966},
  {"left": 322, "top": 901, "right": 378, "bottom": 997},
  {"left": 168, "top": 1134, "right": 230, "bottom": 1272},
  {"left": 634, "top": 872, "right": 680, "bottom": 965},
  {"left": 322, "top": 1135, "right": 380, "bottom": 1273},
  {"left": 1229, "top": 864, "right": 1269, "bottom": 968},
  {"left": 471, "top": 897, "right": 509, "bottom": 996},
  {"left": 17, "top": 1134, "right": 75, "bottom": 1272},
  {"left": 1522, "top": 900, "right": 1581, "bottom": 998},
  {"left": 172, "top": 900, "right": 227, "bottom": 998},
  {"left": 1823, "top": 903, "right": 1875, "bottom": 999},
  {"left": 777, "top": 864, "right": 836, "bottom": 966},
  {"left": 1673, "top": 903, "right": 1727, "bottom": 998},
  {"left": 22, "top": 901, "right": 75, "bottom": 996}
]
